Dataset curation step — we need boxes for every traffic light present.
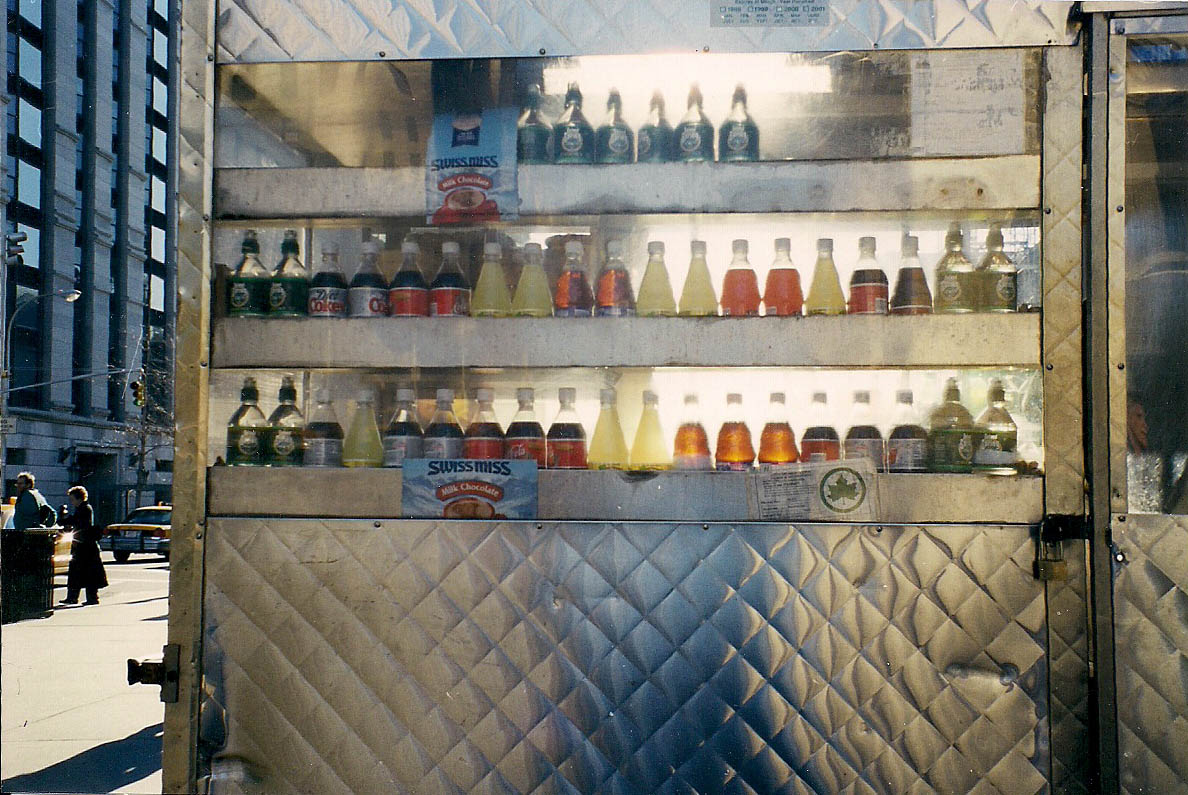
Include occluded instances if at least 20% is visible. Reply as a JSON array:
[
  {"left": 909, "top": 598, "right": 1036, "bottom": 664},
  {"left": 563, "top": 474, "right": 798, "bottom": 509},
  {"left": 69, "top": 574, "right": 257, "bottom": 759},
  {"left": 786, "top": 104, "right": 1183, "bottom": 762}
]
[
  {"left": 6, "top": 231, "right": 27, "bottom": 268},
  {"left": 131, "top": 380, "right": 146, "bottom": 406}
]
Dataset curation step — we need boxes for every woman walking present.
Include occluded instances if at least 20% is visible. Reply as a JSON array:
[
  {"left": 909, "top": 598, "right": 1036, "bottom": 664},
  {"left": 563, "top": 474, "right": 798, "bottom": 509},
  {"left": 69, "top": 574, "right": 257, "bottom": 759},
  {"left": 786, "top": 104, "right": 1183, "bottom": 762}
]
[{"left": 61, "top": 486, "right": 108, "bottom": 605}]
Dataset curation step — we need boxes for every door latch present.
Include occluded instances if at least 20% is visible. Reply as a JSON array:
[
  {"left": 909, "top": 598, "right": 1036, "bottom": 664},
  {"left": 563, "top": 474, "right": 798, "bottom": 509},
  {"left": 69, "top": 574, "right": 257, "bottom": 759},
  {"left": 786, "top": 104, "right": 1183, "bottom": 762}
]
[
  {"left": 128, "top": 643, "right": 180, "bottom": 703},
  {"left": 1033, "top": 514, "right": 1084, "bottom": 581}
]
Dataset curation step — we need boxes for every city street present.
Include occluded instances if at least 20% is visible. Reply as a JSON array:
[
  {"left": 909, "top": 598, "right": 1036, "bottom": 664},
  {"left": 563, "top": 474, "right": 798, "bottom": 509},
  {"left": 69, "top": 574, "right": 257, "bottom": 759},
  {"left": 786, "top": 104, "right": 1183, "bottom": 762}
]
[{"left": 2, "top": 553, "right": 168, "bottom": 795}]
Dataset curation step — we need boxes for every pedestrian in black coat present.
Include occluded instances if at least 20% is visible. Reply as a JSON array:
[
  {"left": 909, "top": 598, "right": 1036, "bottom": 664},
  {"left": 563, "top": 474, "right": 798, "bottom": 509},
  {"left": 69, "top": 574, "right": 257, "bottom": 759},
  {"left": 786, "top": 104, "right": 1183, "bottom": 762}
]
[{"left": 61, "top": 486, "right": 108, "bottom": 605}]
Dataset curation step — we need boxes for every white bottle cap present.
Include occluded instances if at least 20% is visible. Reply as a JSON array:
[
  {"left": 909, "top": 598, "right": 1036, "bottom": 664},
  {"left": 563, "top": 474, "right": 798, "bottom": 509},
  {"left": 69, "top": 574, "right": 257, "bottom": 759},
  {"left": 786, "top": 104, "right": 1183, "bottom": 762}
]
[
  {"left": 362, "top": 240, "right": 380, "bottom": 255},
  {"left": 854, "top": 390, "right": 871, "bottom": 404},
  {"left": 321, "top": 241, "right": 339, "bottom": 255},
  {"left": 558, "top": 387, "right": 576, "bottom": 404},
  {"left": 476, "top": 387, "right": 494, "bottom": 403},
  {"left": 770, "top": 392, "right": 785, "bottom": 403},
  {"left": 902, "top": 236, "right": 919, "bottom": 257},
  {"left": 401, "top": 240, "right": 419, "bottom": 255},
  {"left": 642, "top": 390, "right": 658, "bottom": 405},
  {"left": 858, "top": 236, "right": 876, "bottom": 252},
  {"left": 683, "top": 393, "right": 699, "bottom": 405},
  {"left": 813, "top": 391, "right": 827, "bottom": 403},
  {"left": 441, "top": 242, "right": 460, "bottom": 255},
  {"left": 525, "top": 242, "right": 543, "bottom": 256},
  {"left": 647, "top": 241, "right": 664, "bottom": 256},
  {"left": 565, "top": 241, "right": 584, "bottom": 257},
  {"left": 436, "top": 388, "right": 454, "bottom": 403},
  {"left": 396, "top": 388, "right": 416, "bottom": 402},
  {"left": 517, "top": 387, "right": 535, "bottom": 403},
  {"left": 357, "top": 389, "right": 375, "bottom": 403},
  {"left": 483, "top": 242, "right": 502, "bottom": 257},
  {"left": 599, "top": 388, "right": 616, "bottom": 405},
  {"left": 732, "top": 239, "right": 748, "bottom": 254},
  {"left": 606, "top": 240, "right": 624, "bottom": 258},
  {"left": 896, "top": 390, "right": 914, "bottom": 404},
  {"left": 774, "top": 238, "right": 790, "bottom": 251},
  {"left": 315, "top": 388, "right": 332, "bottom": 403},
  {"left": 726, "top": 392, "right": 743, "bottom": 404},
  {"left": 817, "top": 238, "right": 834, "bottom": 252},
  {"left": 691, "top": 240, "right": 707, "bottom": 256}
]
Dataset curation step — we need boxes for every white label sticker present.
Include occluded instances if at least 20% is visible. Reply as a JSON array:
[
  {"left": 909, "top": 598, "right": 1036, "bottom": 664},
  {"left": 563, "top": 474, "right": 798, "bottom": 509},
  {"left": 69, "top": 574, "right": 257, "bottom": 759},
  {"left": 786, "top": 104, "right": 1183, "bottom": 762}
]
[
  {"left": 910, "top": 50, "right": 1025, "bottom": 156},
  {"left": 713, "top": 1, "right": 828, "bottom": 27},
  {"left": 746, "top": 460, "right": 877, "bottom": 521}
]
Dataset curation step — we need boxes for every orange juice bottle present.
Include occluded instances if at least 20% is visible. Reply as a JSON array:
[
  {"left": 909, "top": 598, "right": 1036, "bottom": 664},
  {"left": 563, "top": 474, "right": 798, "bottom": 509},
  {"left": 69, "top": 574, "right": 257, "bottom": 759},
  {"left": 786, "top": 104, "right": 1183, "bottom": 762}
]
[
  {"left": 720, "top": 239, "right": 760, "bottom": 316},
  {"left": 763, "top": 238, "right": 803, "bottom": 316},
  {"left": 672, "top": 393, "right": 712, "bottom": 470},
  {"left": 757, "top": 392, "right": 799, "bottom": 467},
  {"left": 714, "top": 393, "right": 755, "bottom": 470}
]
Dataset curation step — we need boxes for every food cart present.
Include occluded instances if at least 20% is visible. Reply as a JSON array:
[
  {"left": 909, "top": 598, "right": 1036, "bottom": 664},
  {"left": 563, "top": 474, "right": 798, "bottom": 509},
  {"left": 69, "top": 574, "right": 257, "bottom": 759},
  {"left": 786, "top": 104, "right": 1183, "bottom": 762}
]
[{"left": 159, "top": 1, "right": 1188, "bottom": 791}]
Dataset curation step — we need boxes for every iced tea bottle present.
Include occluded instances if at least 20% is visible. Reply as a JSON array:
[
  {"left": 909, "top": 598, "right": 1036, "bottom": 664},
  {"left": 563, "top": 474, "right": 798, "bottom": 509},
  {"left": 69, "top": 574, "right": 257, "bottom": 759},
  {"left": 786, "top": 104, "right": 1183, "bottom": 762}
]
[
  {"left": 637, "top": 91, "right": 673, "bottom": 163},
  {"left": 308, "top": 241, "right": 348, "bottom": 318},
  {"left": 763, "top": 238, "right": 803, "bottom": 316},
  {"left": 266, "top": 375, "right": 305, "bottom": 467},
  {"left": 553, "top": 83, "right": 595, "bottom": 165},
  {"left": 596, "top": 89, "right": 634, "bottom": 165},
  {"left": 349, "top": 240, "right": 390, "bottom": 318},
  {"left": 673, "top": 393, "right": 712, "bottom": 470},
  {"left": 926, "top": 378, "right": 978, "bottom": 472},
  {"left": 718, "top": 84, "right": 759, "bottom": 162},
  {"left": 844, "top": 390, "right": 885, "bottom": 471},
  {"left": 382, "top": 388, "right": 423, "bottom": 467},
  {"left": 304, "top": 389, "right": 344, "bottom": 467},
  {"left": 547, "top": 387, "right": 587, "bottom": 469},
  {"left": 972, "top": 379, "right": 1019, "bottom": 474},
  {"left": 629, "top": 390, "right": 671, "bottom": 470},
  {"left": 424, "top": 388, "right": 464, "bottom": 459},
  {"left": 636, "top": 241, "right": 676, "bottom": 317},
  {"left": 757, "top": 392, "right": 799, "bottom": 467},
  {"left": 389, "top": 240, "right": 429, "bottom": 317},
  {"left": 596, "top": 239, "right": 636, "bottom": 317},
  {"left": 587, "top": 388, "right": 628, "bottom": 469},
  {"left": 715, "top": 393, "right": 755, "bottom": 471},
  {"left": 505, "top": 387, "right": 547, "bottom": 466},
  {"left": 679, "top": 240, "right": 719, "bottom": 316},
  {"left": 512, "top": 242, "right": 553, "bottom": 317},
  {"left": 934, "top": 223, "right": 976, "bottom": 313},
  {"left": 887, "top": 390, "right": 927, "bottom": 473},
  {"left": 516, "top": 84, "right": 552, "bottom": 165},
  {"left": 472, "top": 242, "right": 513, "bottom": 317},
  {"left": 805, "top": 238, "right": 846, "bottom": 316},
  {"left": 720, "top": 239, "right": 761, "bottom": 316},
  {"left": 464, "top": 388, "right": 505, "bottom": 459},
  {"left": 673, "top": 84, "right": 716, "bottom": 163},
  {"left": 555, "top": 240, "right": 595, "bottom": 317},
  {"left": 977, "top": 224, "right": 1017, "bottom": 313},
  {"left": 848, "top": 237, "right": 888, "bottom": 315},
  {"left": 801, "top": 392, "right": 841, "bottom": 461},
  {"left": 890, "top": 236, "right": 933, "bottom": 315},
  {"left": 226, "top": 376, "right": 267, "bottom": 465},
  {"left": 429, "top": 241, "right": 471, "bottom": 317},
  {"left": 268, "top": 230, "right": 309, "bottom": 317},
  {"left": 227, "top": 230, "right": 270, "bottom": 317},
  {"left": 343, "top": 389, "right": 384, "bottom": 468}
]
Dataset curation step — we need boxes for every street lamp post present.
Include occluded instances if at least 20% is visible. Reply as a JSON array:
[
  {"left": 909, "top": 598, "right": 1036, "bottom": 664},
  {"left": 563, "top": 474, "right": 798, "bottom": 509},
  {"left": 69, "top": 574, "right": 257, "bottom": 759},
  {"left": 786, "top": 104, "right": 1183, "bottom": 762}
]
[{"left": 0, "top": 289, "right": 82, "bottom": 494}]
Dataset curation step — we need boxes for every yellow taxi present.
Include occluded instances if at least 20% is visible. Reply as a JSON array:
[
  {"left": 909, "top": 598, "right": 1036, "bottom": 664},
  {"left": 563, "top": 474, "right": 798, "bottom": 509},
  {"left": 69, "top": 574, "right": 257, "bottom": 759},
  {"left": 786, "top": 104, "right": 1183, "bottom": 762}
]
[{"left": 99, "top": 504, "right": 172, "bottom": 563}]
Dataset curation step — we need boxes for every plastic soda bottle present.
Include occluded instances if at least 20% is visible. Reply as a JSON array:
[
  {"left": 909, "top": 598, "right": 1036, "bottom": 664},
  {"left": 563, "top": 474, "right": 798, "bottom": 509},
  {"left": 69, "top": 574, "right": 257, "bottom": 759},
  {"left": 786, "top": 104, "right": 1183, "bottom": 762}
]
[
  {"left": 977, "top": 224, "right": 1017, "bottom": 313},
  {"left": 630, "top": 390, "right": 671, "bottom": 470},
  {"left": 382, "top": 388, "right": 423, "bottom": 466},
  {"left": 636, "top": 241, "right": 677, "bottom": 316},
  {"left": 516, "top": 84, "right": 552, "bottom": 165},
  {"left": 801, "top": 392, "right": 841, "bottom": 461},
  {"left": 934, "top": 223, "right": 976, "bottom": 313},
  {"left": 844, "top": 391, "right": 885, "bottom": 470},
  {"left": 596, "top": 89, "right": 634, "bottom": 165},
  {"left": 973, "top": 379, "right": 1019, "bottom": 474},
  {"left": 679, "top": 240, "right": 719, "bottom": 316},
  {"left": 505, "top": 388, "right": 546, "bottom": 466},
  {"left": 555, "top": 240, "right": 595, "bottom": 317},
  {"left": 718, "top": 84, "right": 759, "bottom": 162},
  {"left": 805, "top": 238, "right": 846, "bottom": 316},
  {"left": 268, "top": 230, "right": 308, "bottom": 316},
  {"left": 673, "top": 84, "right": 715, "bottom": 162},
  {"left": 596, "top": 239, "right": 636, "bottom": 317},
  {"left": 464, "top": 388, "right": 505, "bottom": 459},
  {"left": 720, "top": 239, "right": 761, "bottom": 316},
  {"left": 307, "top": 241, "right": 348, "bottom": 318},
  {"left": 304, "top": 389, "right": 344, "bottom": 467},
  {"left": 763, "top": 238, "right": 803, "bottom": 316},
  {"left": 471, "top": 242, "right": 513, "bottom": 317},
  {"left": 673, "top": 393, "right": 713, "bottom": 470},
  {"left": 226, "top": 376, "right": 267, "bottom": 465},
  {"left": 512, "top": 242, "right": 553, "bottom": 317},
  {"left": 637, "top": 91, "right": 673, "bottom": 163},
  {"left": 890, "top": 236, "right": 933, "bottom": 315},
  {"left": 926, "top": 378, "right": 978, "bottom": 472},
  {"left": 424, "top": 388, "right": 464, "bottom": 459},
  {"left": 227, "top": 230, "right": 270, "bottom": 317},
  {"left": 342, "top": 390, "right": 383, "bottom": 467},
  {"left": 848, "top": 237, "right": 888, "bottom": 315},
  {"left": 587, "top": 388, "right": 628, "bottom": 469},
  {"left": 429, "top": 241, "right": 470, "bottom": 317},
  {"left": 389, "top": 240, "right": 429, "bottom": 317},
  {"left": 349, "top": 240, "right": 390, "bottom": 318},
  {"left": 266, "top": 375, "right": 304, "bottom": 466},
  {"left": 887, "top": 390, "right": 928, "bottom": 472},
  {"left": 757, "top": 392, "right": 799, "bottom": 467},
  {"left": 547, "top": 387, "right": 587, "bottom": 469},
  {"left": 715, "top": 392, "right": 755, "bottom": 471},
  {"left": 553, "top": 83, "right": 595, "bottom": 165}
]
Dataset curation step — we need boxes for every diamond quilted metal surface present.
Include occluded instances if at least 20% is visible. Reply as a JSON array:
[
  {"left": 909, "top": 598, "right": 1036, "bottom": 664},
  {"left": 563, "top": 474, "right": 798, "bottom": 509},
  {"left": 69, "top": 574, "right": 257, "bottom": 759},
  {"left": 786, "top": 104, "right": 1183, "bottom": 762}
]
[
  {"left": 1113, "top": 514, "right": 1188, "bottom": 795},
  {"left": 200, "top": 520, "right": 1049, "bottom": 794},
  {"left": 215, "top": 0, "right": 1076, "bottom": 63},
  {"left": 1047, "top": 540, "right": 1090, "bottom": 795}
]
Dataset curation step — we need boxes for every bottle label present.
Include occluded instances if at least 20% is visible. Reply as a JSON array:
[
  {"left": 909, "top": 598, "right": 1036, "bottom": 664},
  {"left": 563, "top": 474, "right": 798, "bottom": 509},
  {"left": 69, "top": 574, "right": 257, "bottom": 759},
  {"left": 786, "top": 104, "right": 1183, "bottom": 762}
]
[
  {"left": 423, "top": 437, "right": 463, "bottom": 459},
  {"left": 715, "top": 461, "right": 752, "bottom": 472},
  {"left": 429, "top": 288, "right": 470, "bottom": 317},
  {"left": 757, "top": 461, "right": 796, "bottom": 471},
  {"left": 555, "top": 306, "right": 592, "bottom": 318},
  {"left": 673, "top": 454, "right": 713, "bottom": 471},
  {"left": 383, "top": 435, "right": 423, "bottom": 467},
  {"left": 228, "top": 278, "right": 269, "bottom": 316},
  {"left": 973, "top": 430, "right": 1018, "bottom": 469},
  {"left": 349, "top": 287, "right": 389, "bottom": 318},
  {"left": 607, "top": 128, "right": 630, "bottom": 155},
  {"left": 268, "top": 428, "right": 304, "bottom": 466},
  {"left": 927, "top": 428, "right": 979, "bottom": 471},
  {"left": 268, "top": 278, "right": 309, "bottom": 315},
  {"left": 726, "top": 127, "right": 749, "bottom": 152},
  {"left": 887, "top": 438, "right": 927, "bottom": 472},
  {"left": 304, "top": 438, "right": 343, "bottom": 467},
  {"left": 981, "top": 272, "right": 1017, "bottom": 311},
  {"left": 390, "top": 287, "right": 429, "bottom": 316},
  {"left": 464, "top": 438, "right": 505, "bottom": 460},
  {"left": 800, "top": 440, "right": 840, "bottom": 462},
  {"left": 679, "top": 128, "right": 703, "bottom": 154},
  {"left": 637, "top": 129, "right": 653, "bottom": 159},
  {"left": 505, "top": 437, "right": 546, "bottom": 466},
  {"left": 936, "top": 273, "right": 976, "bottom": 311},
  {"left": 227, "top": 427, "right": 262, "bottom": 465},
  {"left": 547, "top": 439, "right": 588, "bottom": 469},
  {"left": 595, "top": 306, "right": 634, "bottom": 318},
  {"left": 560, "top": 128, "right": 584, "bottom": 154},
  {"left": 844, "top": 438, "right": 885, "bottom": 470},
  {"left": 848, "top": 284, "right": 889, "bottom": 315},
  {"left": 308, "top": 286, "right": 347, "bottom": 317},
  {"left": 938, "top": 275, "right": 963, "bottom": 304}
]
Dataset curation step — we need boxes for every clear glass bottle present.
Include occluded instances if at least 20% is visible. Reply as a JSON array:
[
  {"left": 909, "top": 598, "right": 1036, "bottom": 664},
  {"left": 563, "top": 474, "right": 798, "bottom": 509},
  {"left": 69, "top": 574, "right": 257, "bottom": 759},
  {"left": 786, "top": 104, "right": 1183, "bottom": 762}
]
[
  {"left": 266, "top": 375, "right": 304, "bottom": 466},
  {"left": 636, "top": 241, "right": 677, "bottom": 317},
  {"left": 516, "top": 83, "right": 552, "bottom": 165},
  {"left": 383, "top": 388, "right": 423, "bottom": 467},
  {"left": 308, "top": 240, "right": 348, "bottom": 318},
  {"left": 596, "top": 89, "right": 634, "bottom": 165},
  {"left": 596, "top": 239, "right": 636, "bottom": 317},
  {"left": 547, "top": 387, "right": 587, "bottom": 469},
  {"left": 715, "top": 393, "right": 755, "bottom": 471},
  {"left": 429, "top": 241, "right": 470, "bottom": 317},
  {"left": 512, "top": 242, "right": 553, "bottom": 317},
  {"left": 637, "top": 91, "right": 672, "bottom": 163},
  {"left": 763, "top": 238, "right": 803, "bottom": 317},
  {"left": 926, "top": 378, "right": 978, "bottom": 472},
  {"left": 553, "top": 83, "right": 595, "bottom": 165},
  {"left": 673, "top": 393, "right": 712, "bottom": 470},
  {"left": 757, "top": 392, "right": 799, "bottom": 467},
  {"left": 226, "top": 376, "right": 268, "bottom": 465},
  {"left": 847, "top": 237, "right": 888, "bottom": 315},
  {"left": 887, "top": 390, "right": 928, "bottom": 473},
  {"left": 630, "top": 390, "right": 671, "bottom": 470},
  {"left": 587, "top": 388, "right": 628, "bottom": 469},
  {"left": 673, "top": 84, "right": 715, "bottom": 162},
  {"left": 505, "top": 387, "right": 547, "bottom": 466},
  {"left": 720, "top": 239, "right": 761, "bottom": 316},
  {"left": 349, "top": 240, "right": 390, "bottom": 318},
  {"left": 227, "top": 230, "right": 270, "bottom": 317},
  {"left": 555, "top": 240, "right": 594, "bottom": 317},
  {"left": 389, "top": 240, "right": 429, "bottom": 317},
  {"left": 805, "top": 238, "right": 846, "bottom": 316},
  {"left": 471, "top": 242, "right": 513, "bottom": 317},
  {"left": 464, "top": 388, "right": 505, "bottom": 459},
  {"left": 304, "top": 389, "right": 344, "bottom": 467},
  {"left": 679, "top": 240, "right": 718, "bottom": 316},
  {"left": 973, "top": 379, "right": 1019, "bottom": 474},
  {"left": 268, "top": 230, "right": 309, "bottom": 316},
  {"left": 424, "top": 388, "right": 464, "bottom": 459},
  {"left": 890, "top": 235, "right": 933, "bottom": 315},
  {"left": 934, "top": 223, "right": 976, "bottom": 313},
  {"left": 801, "top": 392, "right": 840, "bottom": 462},
  {"left": 977, "top": 224, "right": 1017, "bottom": 313},
  {"left": 718, "top": 84, "right": 759, "bottom": 162},
  {"left": 844, "top": 390, "right": 885, "bottom": 471},
  {"left": 342, "top": 389, "right": 384, "bottom": 468}
]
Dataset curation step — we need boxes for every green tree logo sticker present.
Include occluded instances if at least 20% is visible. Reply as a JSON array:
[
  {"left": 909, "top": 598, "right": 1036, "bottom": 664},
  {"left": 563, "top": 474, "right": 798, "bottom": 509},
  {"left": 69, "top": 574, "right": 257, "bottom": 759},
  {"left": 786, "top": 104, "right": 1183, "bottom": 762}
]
[{"left": 819, "top": 467, "right": 867, "bottom": 514}]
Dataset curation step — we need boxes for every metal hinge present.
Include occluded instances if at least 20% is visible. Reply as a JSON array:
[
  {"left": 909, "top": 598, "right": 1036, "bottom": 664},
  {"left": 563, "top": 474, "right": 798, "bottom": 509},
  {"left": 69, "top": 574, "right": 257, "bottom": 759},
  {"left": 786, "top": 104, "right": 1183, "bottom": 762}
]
[
  {"left": 127, "top": 643, "right": 180, "bottom": 703},
  {"left": 1033, "top": 514, "right": 1086, "bottom": 581}
]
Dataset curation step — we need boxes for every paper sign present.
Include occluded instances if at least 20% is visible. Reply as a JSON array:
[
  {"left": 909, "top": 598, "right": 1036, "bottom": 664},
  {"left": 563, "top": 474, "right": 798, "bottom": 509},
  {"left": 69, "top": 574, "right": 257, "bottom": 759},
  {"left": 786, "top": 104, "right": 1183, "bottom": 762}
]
[
  {"left": 746, "top": 460, "right": 878, "bottom": 521},
  {"left": 426, "top": 106, "right": 518, "bottom": 225},
  {"left": 910, "top": 50, "right": 1025, "bottom": 156},
  {"left": 713, "top": 1, "right": 828, "bottom": 27},
  {"left": 402, "top": 459, "right": 537, "bottom": 519}
]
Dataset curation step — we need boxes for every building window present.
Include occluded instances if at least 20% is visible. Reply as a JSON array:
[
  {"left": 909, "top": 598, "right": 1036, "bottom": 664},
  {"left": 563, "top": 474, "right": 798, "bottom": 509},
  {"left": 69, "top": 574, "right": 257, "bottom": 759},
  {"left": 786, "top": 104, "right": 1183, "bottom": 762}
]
[
  {"left": 18, "top": 0, "right": 41, "bottom": 27},
  {"left": 149, "top": 273, "right": 164, "bottom": 312},
  {"left": 17, "top": 38, "right": 41, "bottom": 88},
  {"left": 15, "top": 224, "right": 39, "bottom": 270},
  {"left": 150, "top": 225, "right": 165, "bottom": 262},
  {"left": 16, "top": 160, "right": 40, "bottom": 209},
  {"left": 17, "top": 98, "right": 40, "bottom": 146},
  {"left": 153, "top": 29, "right": 167, "bottom": 67},
  {"left": 152, "top": 77, "right": 167, "bottom": 116},
  {"left": 150, "top": 175, "right": 165, "bottom": 213}
]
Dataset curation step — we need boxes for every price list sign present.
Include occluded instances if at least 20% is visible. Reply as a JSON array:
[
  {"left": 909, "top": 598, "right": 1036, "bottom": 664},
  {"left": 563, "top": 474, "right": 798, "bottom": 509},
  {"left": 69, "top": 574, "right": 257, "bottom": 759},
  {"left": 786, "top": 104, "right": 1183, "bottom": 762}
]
[
  {"left": 713, "top": 1, "right": 828, "bottom": 27},
  {"left": 910, "top": 50, "right": 1026, "bottom": 156}
]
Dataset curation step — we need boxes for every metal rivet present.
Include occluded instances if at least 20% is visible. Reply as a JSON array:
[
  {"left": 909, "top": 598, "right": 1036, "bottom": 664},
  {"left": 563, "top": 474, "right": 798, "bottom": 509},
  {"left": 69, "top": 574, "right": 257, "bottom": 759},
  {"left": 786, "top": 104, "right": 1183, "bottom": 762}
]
[
  {"left": 536, "top": 523, "right": 543, "bottom": 530},
  {"left": 1115, "top": 551, "right": 1126, "bottom": 562},
  {"left": 538, "top": 48, "right": 546, "bottom": 55},
  {"left": 1044, "top": 207, "right": 1052, "bottom": 214},
  {"left": 1118, "top": 515, "right": 1126, "bottom": 522},
  {"left": 1045, "top": 363, "right": 1054, "bottom": 371},
  {"left": 702, "top": 46, "right": 710, "bottom": 53},
  {"left": 1117, "top": 205, "right": 1124, "bottom": 213},
  {"left": 1117, "top": 362, "right": 1125, "bottom": 370},
  {"left": 1116, "top": 24, "right": 1125, "bottom": 34},
  {"left": 702, "top": 523, "right": 709, "bottom": 531},
  {"left": 373, "top": 521, "right": 381, "bottom": 528},
  {"left": 377, "top": 51, "right": 386, "bottom": 58}
]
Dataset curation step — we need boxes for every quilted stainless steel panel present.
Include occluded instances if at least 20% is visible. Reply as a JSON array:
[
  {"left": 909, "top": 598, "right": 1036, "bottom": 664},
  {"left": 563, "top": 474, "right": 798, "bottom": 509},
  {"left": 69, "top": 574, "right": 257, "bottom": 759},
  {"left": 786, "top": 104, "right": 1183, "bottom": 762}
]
[
  {"left": 1109, "top": 33, "right": 1129, "bottom": 515},
  {"left": 200, "top": 519, "right": 1050, "bottom": 794},
  {"left": 215, "top": 0, "right": 1077, "bottom": 63},
  {"left": 1112, "top": 514, "right": 1188, "bottom": 795},
  {"left": 1046, "top": 540, "right": 1090, "bottom": 795}
]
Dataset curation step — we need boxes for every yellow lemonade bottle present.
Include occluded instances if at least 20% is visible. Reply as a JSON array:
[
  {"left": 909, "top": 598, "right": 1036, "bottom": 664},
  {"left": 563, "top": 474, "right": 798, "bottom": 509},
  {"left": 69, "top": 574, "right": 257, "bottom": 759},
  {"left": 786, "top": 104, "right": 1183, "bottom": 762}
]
[
  {"left": 636, "top": 241, "right": 677, "bottom": 316},
  {"left": 804, "top": 237, "right": 847, "bottom": 316},
  {"left": 343, "top": 389, "right": 384, "bottom": 467},
  {"left": 471, "top": 242, "right": 512, "bottom": 317},
  {"left": 630, "top": 390, "right": 671, "bottom": 469},
  {"left": 588, "top": 388, "right": 629, "bottom": 469},
  {"left": 679, "top": 239, "right": 719, "bottom": 316},
  {"left": 511, "top": 242, "right": 553, "bottom": 317}
]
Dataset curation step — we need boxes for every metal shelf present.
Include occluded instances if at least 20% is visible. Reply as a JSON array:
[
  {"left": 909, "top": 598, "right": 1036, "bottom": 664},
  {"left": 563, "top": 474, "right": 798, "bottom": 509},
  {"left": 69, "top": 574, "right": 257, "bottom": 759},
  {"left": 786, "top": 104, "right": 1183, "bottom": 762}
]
[
  {"left": 207, "top": 467, "right": 1043, "bottom": 524},
  {"left": 213, "top": 155, "right": 1040, "bottom": 218},
  {"left": 212, "top": 313, "right": 1040, "bottom": 370}
]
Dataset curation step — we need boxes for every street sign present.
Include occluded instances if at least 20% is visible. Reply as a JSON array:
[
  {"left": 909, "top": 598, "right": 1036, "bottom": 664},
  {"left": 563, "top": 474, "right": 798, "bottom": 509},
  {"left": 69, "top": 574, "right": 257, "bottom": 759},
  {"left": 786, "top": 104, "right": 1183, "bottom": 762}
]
[{"left": 0, "top": 418, "right": 16, "bottom": 434}]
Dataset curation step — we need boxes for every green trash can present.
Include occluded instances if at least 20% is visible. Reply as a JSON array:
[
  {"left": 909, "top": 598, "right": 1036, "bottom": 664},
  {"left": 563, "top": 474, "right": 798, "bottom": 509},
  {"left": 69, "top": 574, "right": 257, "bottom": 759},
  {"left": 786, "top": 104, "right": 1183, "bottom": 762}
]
[{"left": 1, "top": 529, "right": 56, "bottom": 623}]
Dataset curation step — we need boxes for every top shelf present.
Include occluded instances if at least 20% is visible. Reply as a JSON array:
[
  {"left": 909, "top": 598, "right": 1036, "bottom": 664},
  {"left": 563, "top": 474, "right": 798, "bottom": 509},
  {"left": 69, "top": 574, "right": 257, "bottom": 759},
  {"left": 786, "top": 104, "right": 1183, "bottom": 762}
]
[{"left": 213, "top": 155, "right": 1040, "bottom": 219}]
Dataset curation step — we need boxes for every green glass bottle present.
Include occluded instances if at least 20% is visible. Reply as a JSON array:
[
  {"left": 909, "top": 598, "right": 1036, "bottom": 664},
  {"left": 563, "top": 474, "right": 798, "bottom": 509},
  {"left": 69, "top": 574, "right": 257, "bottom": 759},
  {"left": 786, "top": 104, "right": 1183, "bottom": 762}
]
[
  {"left": 637, "top": 91, "right": 673, "bottom": 163},
  {"left": 553, "top": 83, "right": 595, "bottom": 165},
  {"left": 718, "top": 84, "right": 759, "bottom": 162},
  {"left": 934, "top": 223, "right": 977, "bottom": 313},
  {"left": 268, "top": 230, "right": 309, "bottom": 316},
  {"left": 595, "top": 89, "right": 634, "bottom": 164},
  {"left": 227, "top": 230, "right": 270, "bottom": 317},
  {"left": 516, "top": 84, "right": 552, "bottom": 165},
  {"left": 926, "top": 378, "right": 980, "bottom": 473},
  {"left": 673, "top": 84, "right": 715, "bottom": 163}
]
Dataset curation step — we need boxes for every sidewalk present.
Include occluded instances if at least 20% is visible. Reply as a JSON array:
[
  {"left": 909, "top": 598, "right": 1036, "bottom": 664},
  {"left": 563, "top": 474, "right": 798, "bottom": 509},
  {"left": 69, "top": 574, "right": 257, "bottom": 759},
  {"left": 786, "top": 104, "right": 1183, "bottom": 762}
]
[{"left": 2, "top": 555, "right": 168, "bottom": 795}]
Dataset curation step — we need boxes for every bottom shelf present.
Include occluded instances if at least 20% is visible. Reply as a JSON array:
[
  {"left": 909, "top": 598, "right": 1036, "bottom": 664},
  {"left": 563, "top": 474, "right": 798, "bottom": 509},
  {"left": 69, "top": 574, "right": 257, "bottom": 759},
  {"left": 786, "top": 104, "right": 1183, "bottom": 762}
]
[{"left": 207, "top": 467, "right": 1042, "bottom": 524}]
